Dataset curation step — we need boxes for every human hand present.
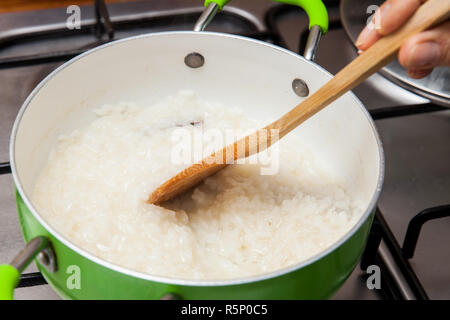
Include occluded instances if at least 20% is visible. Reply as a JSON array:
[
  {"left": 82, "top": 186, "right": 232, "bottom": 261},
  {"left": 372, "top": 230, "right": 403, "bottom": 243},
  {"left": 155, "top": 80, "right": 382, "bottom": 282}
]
[{"left": 355, "top": 0, "right": 449, "bottom": 79}]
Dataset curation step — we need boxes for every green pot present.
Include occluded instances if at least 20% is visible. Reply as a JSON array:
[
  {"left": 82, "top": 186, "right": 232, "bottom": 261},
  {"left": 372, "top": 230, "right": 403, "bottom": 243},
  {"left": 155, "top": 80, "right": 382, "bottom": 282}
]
[
  {"left": 1, "top": 0, "right": 384, "bottom": 300},
  {"left": 15, "top": 191, "right": 376, "bottom": 299}
]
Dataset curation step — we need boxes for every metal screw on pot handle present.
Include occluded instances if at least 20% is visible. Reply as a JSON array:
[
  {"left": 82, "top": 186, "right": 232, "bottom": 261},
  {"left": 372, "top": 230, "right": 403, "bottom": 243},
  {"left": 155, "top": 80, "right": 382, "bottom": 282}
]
[{"left": 0, "top": 236, "right": 56, "bottom": 300}]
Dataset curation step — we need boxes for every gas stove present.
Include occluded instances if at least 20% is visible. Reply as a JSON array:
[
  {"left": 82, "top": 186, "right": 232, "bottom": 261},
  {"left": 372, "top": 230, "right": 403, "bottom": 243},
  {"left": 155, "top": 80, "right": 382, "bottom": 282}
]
[{"left": 0, "top": 0, "right": 449, "bottom": 300}]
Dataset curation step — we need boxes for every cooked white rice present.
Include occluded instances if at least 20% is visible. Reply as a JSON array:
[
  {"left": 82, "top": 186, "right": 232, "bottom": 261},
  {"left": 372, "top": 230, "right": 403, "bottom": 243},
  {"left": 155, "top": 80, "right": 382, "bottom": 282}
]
[{"left": 32, "top": 91, "right": 363, "bottom": 280}]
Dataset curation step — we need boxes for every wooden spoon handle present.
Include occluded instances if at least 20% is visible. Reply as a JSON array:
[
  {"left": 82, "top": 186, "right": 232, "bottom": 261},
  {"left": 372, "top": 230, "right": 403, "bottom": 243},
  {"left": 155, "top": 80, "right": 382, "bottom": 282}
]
[
  {"left": 266, "top": 0, "right": 450, "bottom": 138},
  {"left": 147, "top": 0, "right": 449, "bottom": 205}
]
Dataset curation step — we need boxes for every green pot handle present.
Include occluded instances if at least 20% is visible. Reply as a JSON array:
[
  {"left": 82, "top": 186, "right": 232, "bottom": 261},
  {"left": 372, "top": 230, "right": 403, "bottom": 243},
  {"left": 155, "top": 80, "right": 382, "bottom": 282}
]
[
  {"left": 199, "top": 0, "right": 328, "bottom": 60},
  {"left": 0, "top": 265, "right": 20, "bottom": 300},
  {"left": 204, "top": 0, "right": 231, "bottom": 10},
  {"left": 273, "top": 0, "right": 328, "bottom": 34},
  {"left": 203, "top": 0, "right": 328, "bottom": 33},
  {"left": 0, "top": 236, "right": 55, "bottom": 300}
]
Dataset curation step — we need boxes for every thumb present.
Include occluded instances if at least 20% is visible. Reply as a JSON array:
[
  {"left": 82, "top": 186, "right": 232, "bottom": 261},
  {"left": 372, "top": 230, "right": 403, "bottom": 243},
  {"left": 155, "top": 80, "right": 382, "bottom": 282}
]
[{"left": 398, "top": 21, "right": 450, "bottom": 74}]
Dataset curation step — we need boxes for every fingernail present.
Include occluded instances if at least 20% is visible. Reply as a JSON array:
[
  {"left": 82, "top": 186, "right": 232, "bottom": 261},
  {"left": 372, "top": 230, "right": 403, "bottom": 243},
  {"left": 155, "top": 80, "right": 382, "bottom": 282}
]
[
  {"left": 355, "top": 26, "right": 370, "bottom": 48},
  {"left": 407, "top": 42, "right": 441, "bottom": 67}
]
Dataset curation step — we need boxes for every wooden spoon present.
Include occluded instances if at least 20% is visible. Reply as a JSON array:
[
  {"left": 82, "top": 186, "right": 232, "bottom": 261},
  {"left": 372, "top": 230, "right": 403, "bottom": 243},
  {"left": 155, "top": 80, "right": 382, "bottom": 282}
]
[{"left": 148, "top": 0, "right": 449, "bottom": 205}]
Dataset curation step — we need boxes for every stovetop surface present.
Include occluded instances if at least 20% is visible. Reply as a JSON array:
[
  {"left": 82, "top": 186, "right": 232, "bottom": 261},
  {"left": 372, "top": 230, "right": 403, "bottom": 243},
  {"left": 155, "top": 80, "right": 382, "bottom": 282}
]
[{"left": 0, "top": 0, "right": 449, "bottom": 300}]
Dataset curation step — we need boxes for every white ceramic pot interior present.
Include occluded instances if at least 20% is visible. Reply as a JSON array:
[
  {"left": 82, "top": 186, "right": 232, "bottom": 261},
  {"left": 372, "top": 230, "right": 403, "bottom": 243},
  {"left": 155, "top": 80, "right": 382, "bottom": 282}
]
[{"left": 12, "top": 32, "right": 382, "bottom": 234}]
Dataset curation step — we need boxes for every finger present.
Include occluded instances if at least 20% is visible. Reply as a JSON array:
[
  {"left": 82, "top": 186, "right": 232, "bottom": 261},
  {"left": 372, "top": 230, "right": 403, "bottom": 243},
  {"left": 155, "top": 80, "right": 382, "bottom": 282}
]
[
  {"left": 407, "top": 68, "right": 433, "bottom": 79},
  {"left": 355, "top": 2, "right": 388, "bottom": 50},
  {"left": 378, "top": 0, "right": 424, "bottom": 36},
  {"left": 398, "top": 21, "right": 450, "bottom": 69},
  {"left": 355, "top": 0, "right": 424, "bottom": 50},
  {"left": 355, "top": 24, "right": 381, "bottom": 51}
]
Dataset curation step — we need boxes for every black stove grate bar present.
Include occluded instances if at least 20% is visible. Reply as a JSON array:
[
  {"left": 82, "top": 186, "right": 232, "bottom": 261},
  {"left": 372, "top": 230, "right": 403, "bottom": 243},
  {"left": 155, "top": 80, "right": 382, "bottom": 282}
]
[
  {"left": 0, "top": 30, "right": 280, "bottom": 69},
  {"left": 360, "top": 208, "right": 429, "bottom": 299},
  {"left": 369, "top": 103, "right": 448, "bottom": 120},
  {"left": 0, "top": 162, "right": 11, "bottom": 175},
  {"left": 0, "top": 0, "right": 113, "bottom": 70},
  {"left": 402, "top": 204, "right": 450, "bottom": 259},
  {"left": 359, "top": 222, "right": 397, "bottom": 299},
  {"left": 0, "top": 49, "right": 86, "bottom": 69},
  {"left": 17, "top": 272, "right": 47, "bottom": 288},
  {"left": 94, "top": 0, "right": 114, "bottom": 40}
]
